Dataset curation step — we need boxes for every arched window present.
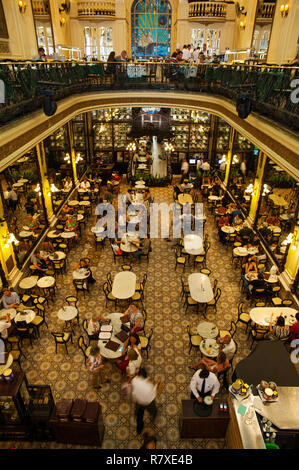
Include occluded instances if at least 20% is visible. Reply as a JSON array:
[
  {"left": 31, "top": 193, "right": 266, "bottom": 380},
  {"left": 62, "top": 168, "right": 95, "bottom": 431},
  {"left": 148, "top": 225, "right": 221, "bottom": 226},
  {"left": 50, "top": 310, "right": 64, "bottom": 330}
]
[{"left": 131, "top": 0, "right": 171, "bottom": 59}]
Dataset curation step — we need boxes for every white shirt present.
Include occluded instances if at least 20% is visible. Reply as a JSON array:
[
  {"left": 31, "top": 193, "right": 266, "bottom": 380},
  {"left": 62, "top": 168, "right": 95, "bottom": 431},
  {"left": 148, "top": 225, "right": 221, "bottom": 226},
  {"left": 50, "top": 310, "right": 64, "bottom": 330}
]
[
  {"left": 2, "top": 292, "right": 20, "bottom": 309},
  {"left": 131, "top": 376, "right": 157, "bottom": 405},
  {"left": 127, "top": 350, "right": 142, "bottom": 376},
  {"left": 201, "top": 161, "right": 211, "bottom": 171},
  {"left": 220, "top": 162, "right": 227, "bottom": 171},
  {"left": 181, "top": 161, "right": 189, "bottom": 174},
  {"left": 87, "top": 319, "right": 100, "bottom": 336},
  {"left": 0, "top": 320, "right": 11, "bottom": 339},
  {"left": 221, "top": 339, "right": 236, "bottom": 360},
  {"left": 80, "top": 180, "right": 91, "bottom": 190},
  {"left": 193, "top": 49, "right": 200, "bottom": 61},
  {"left": 182, "top": 49, "right": 191, "bottom": 61},
  {"left": 8, "top": 190, "right": 18, "bottom": 201},
  {"left": 64, "top": 180, "right": 72, "bottom": 189},
  {"left": 190, "top": 370, "right": 220, "bottom": 399}
]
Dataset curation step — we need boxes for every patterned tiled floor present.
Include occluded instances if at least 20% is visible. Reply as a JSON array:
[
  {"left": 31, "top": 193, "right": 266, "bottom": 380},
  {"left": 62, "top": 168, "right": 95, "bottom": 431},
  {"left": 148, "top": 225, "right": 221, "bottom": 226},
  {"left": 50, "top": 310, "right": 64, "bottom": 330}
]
[{"left": 0, "top": 184, "right": 296, "bottom": 449}]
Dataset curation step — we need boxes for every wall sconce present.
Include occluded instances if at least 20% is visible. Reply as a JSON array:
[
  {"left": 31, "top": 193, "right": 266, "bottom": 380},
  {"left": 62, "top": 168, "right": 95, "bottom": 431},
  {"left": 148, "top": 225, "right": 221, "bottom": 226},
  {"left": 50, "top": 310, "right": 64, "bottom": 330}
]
[
  {"left": 239, "top": 20, "right": 246, "bottom": 30},
  {"left": 75, "top": 153, "right": 83, "bottom": 164},
  {"left": 164, "top": 142, "right": 174, "bottom": 152},
  {"left": 232, "top": 154, "right": 239, "bottom": 164},
  {"left": 126, "top": 142, "right": 136, "bottom": 152},
  {"left": 60, "top": 16, "right": 66, "bottom": 27},
  {"left": 280, "top": 4, "right": 289, "bottom": 17},
  {"left": 64, "top": 153, "right": 71, "bottom": 163},
  {"left": 219, "top": 154, "right": 227, "bottom": 164},
  {"left": 18, "top": 1, "right": 26, "bottom": 13}
]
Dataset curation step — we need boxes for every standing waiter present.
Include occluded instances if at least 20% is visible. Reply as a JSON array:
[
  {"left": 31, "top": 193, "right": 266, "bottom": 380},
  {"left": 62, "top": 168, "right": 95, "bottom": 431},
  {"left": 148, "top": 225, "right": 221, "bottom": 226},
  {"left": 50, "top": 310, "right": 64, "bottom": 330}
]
[{"left": 190, "top": 366, "right": 220, "bottom": 403}]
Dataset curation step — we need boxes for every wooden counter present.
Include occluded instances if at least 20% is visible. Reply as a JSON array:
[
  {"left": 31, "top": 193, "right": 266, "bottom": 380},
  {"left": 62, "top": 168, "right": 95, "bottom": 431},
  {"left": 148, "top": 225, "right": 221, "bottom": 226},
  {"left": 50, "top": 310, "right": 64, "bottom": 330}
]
[{"left": 179, "top": 399, "right": 230, "bottom": 438}]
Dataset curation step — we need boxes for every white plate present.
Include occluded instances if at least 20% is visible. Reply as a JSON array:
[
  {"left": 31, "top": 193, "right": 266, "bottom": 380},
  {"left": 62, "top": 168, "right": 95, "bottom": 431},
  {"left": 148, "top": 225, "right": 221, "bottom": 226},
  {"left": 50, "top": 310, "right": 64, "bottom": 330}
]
[
  {"left": 99, "top": 332, "right": 112, "bottom": 340},
  {"left": 257, "top": 385, "right": 279, "bottom": 403},
  {"left": 101, "top": 325, "right": 113, "bottom": 332}
]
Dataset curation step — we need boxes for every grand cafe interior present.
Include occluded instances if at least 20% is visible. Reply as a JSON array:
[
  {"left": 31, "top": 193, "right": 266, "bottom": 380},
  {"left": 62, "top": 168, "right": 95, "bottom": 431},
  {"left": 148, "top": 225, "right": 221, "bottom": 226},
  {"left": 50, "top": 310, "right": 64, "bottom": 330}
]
[{"left": 0, "top": 0, "right": 298, "bottom": 451}]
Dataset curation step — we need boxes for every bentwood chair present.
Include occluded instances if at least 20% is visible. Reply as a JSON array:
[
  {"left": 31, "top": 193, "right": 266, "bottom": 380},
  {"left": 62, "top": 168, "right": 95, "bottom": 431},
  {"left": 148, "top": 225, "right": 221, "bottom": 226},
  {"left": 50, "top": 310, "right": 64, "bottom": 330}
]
[
  {"left": 103, "top": 281, "right": 117, "bottom": 308},
  {"left": 219, "top": 321, "right": 237, "bottom": 340},
  {"left": 174, "top": 247, "right": 186, "bottom": 272},
  {"left": 186, "top": 325, "right": 202, "bottom": 355},
  {"left": 78, "top": 335, "right": 91, "bottom": 366},
  {"left": 139, "top": 328, "right": 153, "bottom": 358},
  {"left": 235, "top": 302, "right": 251, "bottom": 333},
  {"left": 121, "top": 264, "right": 132, "bottom": 271},
  {"left": 204, "top": 288, "right": 221, "bottom": 315},
  {"left": 249, "top": 324, "right": 268, "bottom": 349},
  {"left": 51, "top": 332, "right": 73, "bottom": 354},
  {"left": 31, "top": 303, "right": 48, "bottom": 337}
]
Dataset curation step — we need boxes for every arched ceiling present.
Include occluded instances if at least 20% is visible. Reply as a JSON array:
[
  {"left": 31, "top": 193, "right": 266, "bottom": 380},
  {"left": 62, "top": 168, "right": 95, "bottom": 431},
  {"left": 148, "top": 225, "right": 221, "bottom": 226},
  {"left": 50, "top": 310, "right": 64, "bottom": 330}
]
[{"left": 0, "top": 90, "right": 298, "bottom": 179}]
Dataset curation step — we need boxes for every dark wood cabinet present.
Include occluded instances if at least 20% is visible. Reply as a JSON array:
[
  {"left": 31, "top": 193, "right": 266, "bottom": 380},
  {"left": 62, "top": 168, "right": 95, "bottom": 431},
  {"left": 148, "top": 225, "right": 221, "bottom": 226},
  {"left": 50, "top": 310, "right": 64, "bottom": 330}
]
[{"left": 179, "top": 399, "right": 230, "bottom": 438}]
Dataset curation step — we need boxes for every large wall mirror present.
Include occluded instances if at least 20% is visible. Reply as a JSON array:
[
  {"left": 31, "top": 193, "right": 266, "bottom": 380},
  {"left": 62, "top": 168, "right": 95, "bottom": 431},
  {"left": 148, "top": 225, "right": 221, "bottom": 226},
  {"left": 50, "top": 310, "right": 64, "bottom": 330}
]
[
  {"left": 251, "top": 0, "right": 277, "bottom": 62},
  {"left": 256, "top": 157, "right": 298, "bottom": 271},
  {"left": 31, "top": 0, "right": 55, "bottom": 56}
]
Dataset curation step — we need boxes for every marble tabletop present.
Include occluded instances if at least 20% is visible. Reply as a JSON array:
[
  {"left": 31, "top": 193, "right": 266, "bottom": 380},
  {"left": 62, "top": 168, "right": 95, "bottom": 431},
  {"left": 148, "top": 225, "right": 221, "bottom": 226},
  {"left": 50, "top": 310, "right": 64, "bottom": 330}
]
[
  {"left": 197, "top": 321, "right": 219, "bottom": 339},
  {"left": 188, "top": 273, "right": 214, "bottom": 303},
  {"left": 37, "top": 276, "right": 55, "bottom": 288},
  {"left": 58, "top": 306, "right": 78, "bottom": 322},
  {"left": 19, "top": 276, "right": 37, "bottom": 290},
  {"left": 112, "top": 272, "right": 136, "bottom": 299}
]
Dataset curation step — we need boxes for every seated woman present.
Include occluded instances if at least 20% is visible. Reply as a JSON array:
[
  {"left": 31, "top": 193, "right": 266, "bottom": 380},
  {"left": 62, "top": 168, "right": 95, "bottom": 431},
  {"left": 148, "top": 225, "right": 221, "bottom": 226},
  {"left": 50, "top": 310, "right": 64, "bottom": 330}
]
[
  {"left": 241, "top": 256, "right": 258, "bottom": 289},
  {"left": 73, "top": 258, "right": 96, "bottom": 284},
  {"left": 41, "top": 240, "right": 55, "bottom": 253},
  {"left": 28, "top": 215, "right": 39, "bottom": 233},
  {"left": 217, "top": 214, "right": 230, "bottom": 244},
  {"left": 267, "top": 315, "right": 290, "bottom": 341},
  {"left": 118, "top": 333, "right": 142, "bottom": 375},
  {"left": 132, "top": 237, "right": 150, "bottom": 261},
  {"left": 190, "top": 352, "right": 229, "bottom": 374},
  {"left": 64, "top": 214, "right": 78, "bottom": 233},
  {"left": 266, "top": 215, "right": 280, "bottom": 226},
  {"left": 124, "top": 304, "right": 144, "bottom": 333},
  {"left": 233, "top": 214, "right": 243, "bottom": 227},
  {"left": 64, "top": 176, "right": 73, "bottom": 190},
  {"left": 87, "top": 313, "right": 107, "bottom": 340}
]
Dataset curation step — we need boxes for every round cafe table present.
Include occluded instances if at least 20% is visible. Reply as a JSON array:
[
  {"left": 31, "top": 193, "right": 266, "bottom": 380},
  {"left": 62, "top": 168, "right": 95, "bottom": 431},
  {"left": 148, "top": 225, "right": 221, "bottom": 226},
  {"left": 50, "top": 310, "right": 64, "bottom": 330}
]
[
  {"left": 61, "top": 231, "right": 76, "bottom": 239},
  {"left": 0, "top": 308, "right": 17, "bottom": 321},
  {"left": 178, "top": 194, "right": 193, "bottom": 205},
  {"left": 98, "top": 312, "right": 130, "bottom": 360},
  {"left": 184, "top": 234, "right": 203, "bottom": 256},
  {"left": 19, "top": 230, "right": 33, "bottom": 238},
  {"left": 58, "top": 306, "right": 78, "bottom": 331},
  {"left": 197, "top": 321, "right": 219, "bottom": 339},
  {"left": 77, "top": 214, "right": 84, "bottom": 221},
  {"left": 14, "top": 309, "right": 36, "bottom": 324},
  {"left": 68, "top": 200, "right": 79, "bottom": 207},
  {"left": 221, "top": 226, "right": 235, "bottom": 234},
  {"left": 79, "top": 201, "right": 91, "bottom": 206},
  {"left": 268, "top": 225, "right": 282, "bottom": 234},
  {"left": 0, "top": 353, "right": 13, "bottom": 374},
  {"left": 48, "top": 251, "right": 66, "bottom": 261},
  {"left": 199, "top": 338, "right": 220, "bottom": 358},
  {"left": 208, "top": 195, "right": 223, "bottom": 201},
  {"left": 47, "top": 230, "right": 60, "bottom": 239},
  {"left": 19, "top": 276, "right": 37, "bottom": 290},
  {"left": 249, "top": 307, "right": 297, "bottom": 327},
  {"left": 73, "top": 268, "right": 90, "bottom": 280},
  {"left": 37, "top": 276, "right": 55, "bottom": 289},
  {"left": 112, "top": 272, "right": 136, "bottom": 300}
]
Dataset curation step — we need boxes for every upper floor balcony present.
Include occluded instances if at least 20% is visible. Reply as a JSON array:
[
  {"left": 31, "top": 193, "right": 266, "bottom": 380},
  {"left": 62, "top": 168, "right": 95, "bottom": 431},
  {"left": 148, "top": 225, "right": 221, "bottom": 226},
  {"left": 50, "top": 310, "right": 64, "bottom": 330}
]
[
  {"left": 75, "top": 1, "right": 116, "bottom": 18},
  {"left": 0, "top": 61, "right": 298, "bottom": 134},
  {"left": 188, "top": 1, "right": 227, "bottom": 21},
  {"left": 256, "top": 1, "right": 276, "bottom": 23},
  {"left": 32, "top": 0, "right": 50, "bottom": 18}
]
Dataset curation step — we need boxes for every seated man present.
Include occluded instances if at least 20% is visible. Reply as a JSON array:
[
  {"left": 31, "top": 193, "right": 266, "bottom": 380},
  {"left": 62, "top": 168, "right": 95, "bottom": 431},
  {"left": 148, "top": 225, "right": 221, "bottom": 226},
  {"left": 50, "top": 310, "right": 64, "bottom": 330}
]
[
  {"left": 133, "top": 237, "right": 150, "bottom": 261},
  {"left": 247, "top": 273, "right": 266, "bottom": 299},
  {"left": 80, "top": 177, "right": 91, "bottom": 191},
  {"left": 124, "top": 304, "right": 144, "bottom": 333},
  {"left": 190, "top": 366, "right": 220, "bottom": 403},
  {"left": 217, "top": 334, "right": 236, "bottom": 361},
  {"left": 87, "top": 313, "right": 107, "bottom": 340},
  {"left": 31, "top": 252, "right": 50, "bottom": 276},
  {"left": 2, "top": 289, "right": 20, "bottom": 309}
]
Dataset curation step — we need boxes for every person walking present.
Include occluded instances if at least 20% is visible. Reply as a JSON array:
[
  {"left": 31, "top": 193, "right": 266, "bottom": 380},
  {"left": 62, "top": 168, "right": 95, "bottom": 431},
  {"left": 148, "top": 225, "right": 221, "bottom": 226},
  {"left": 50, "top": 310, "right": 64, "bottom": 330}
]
[
  {"left": 131, "top": 368, "right": 160, "bottom": 434},
  {"left": 87, "top": 345, "right": 109, "bottom": 389}
]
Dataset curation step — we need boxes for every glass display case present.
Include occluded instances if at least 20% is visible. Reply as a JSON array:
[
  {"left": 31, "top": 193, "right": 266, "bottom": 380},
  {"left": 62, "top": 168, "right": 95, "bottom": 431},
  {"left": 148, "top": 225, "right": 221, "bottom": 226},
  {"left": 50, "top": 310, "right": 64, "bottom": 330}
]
[
  {"left": 189, "top": 123, "right": 210, "bottom": 151},
  {"left": 171, "top": 125, "right": 189, "bottom": 150},
  {"left": 216, "top": 118, "right": 230, "bottom": 152},
  {"left": 170, "top": 108, "right": 191, "bottom": 122},
  {"left": 114, "top": 123, "right": 132, "bottom": 149},
  {"left": 44, "top": 125, "right": 73, "bottom": 213},
  {"left": 0, "top": 371, "right": 29, "bottom": 435},
  {"left": 93, "top": 122, "right": 113, "bottom": 150}
]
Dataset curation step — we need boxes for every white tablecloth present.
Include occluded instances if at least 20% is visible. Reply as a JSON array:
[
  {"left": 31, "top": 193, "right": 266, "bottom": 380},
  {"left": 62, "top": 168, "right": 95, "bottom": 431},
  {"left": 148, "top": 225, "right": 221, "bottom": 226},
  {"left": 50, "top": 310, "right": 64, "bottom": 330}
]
[
  {"left": 249, "top": 307, "right": 297, "bottom": 327},
  {"left": 188, "top": 273, "right": 214, "bottom": 303},
  {"left": 98, "top": 312, "right": 130, "bottom": 359},
  {"left": 73, "top": 268, "right": 90, "bottom": 280},
  {"left": 200, "top": 339, "right": 220, "bottom": 358},
  {"left": 112, "top": 272, "right": 136, "bottom": 299},
  {"left": 184, "top": 234, "right": 203, "bottom": 255}
]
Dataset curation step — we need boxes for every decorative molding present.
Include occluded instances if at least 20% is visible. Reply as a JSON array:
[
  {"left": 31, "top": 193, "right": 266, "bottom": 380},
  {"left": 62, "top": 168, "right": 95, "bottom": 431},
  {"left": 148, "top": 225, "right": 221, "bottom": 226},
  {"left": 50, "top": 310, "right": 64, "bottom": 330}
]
[
  {"left": 0, "top": 92, "right": 298, "bottom": 179},
  {"left": 0, "top": 39, "right": 9, "bottom": 53}
]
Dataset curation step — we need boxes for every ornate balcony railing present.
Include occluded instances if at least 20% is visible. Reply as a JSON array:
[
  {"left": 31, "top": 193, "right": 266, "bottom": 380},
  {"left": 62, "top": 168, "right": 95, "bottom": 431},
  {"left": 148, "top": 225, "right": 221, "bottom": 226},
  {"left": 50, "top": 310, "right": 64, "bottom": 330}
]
[
  {"left": 77, "top": 1, "right": 116, "bottom": 17},
  {"left": 0, "top": 62, "right": 298, "bottom": 131},
  {"left": 32, "top": 1, "right": 50, "bottom": 17},
  {"left": 189, "top": 1, "right": 227, "bottom": 19},
  {"left": 256, "top": 2, "right": 276, "bottom": 20}
]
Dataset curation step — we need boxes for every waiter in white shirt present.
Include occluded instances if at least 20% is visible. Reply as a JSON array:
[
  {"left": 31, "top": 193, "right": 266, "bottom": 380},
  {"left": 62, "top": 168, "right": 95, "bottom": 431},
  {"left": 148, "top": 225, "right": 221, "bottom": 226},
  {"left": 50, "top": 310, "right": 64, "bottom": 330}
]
[
  {"left": 190, "top": 367, "right": 220, "bottom": 402},
  {"left": 80, "top": 177, "right": 91, "bottom": 191}
]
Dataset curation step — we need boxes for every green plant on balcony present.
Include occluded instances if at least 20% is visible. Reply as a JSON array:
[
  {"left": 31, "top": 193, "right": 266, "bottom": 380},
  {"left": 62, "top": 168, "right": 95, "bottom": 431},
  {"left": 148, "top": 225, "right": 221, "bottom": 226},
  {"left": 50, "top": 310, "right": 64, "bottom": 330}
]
[{"left": 268, "top": 173, "right": 294, "bottom": 188}]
